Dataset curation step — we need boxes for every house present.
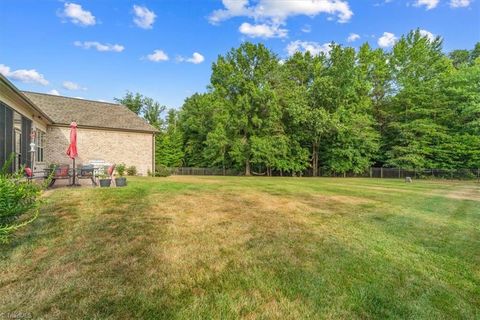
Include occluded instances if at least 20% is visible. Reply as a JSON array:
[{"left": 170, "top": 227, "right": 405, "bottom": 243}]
[{"left": 0, "top": 74, "right": 157, "bottom": 176}]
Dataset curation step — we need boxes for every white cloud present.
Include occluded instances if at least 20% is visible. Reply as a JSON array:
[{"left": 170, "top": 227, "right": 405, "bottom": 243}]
[
  {"left": 286, "top": 40, "right": 332, "bottom": 56},
  {"left": 0, "top": 64, "right": 49, "bottom": 86},
  {"left": 62, "top": 81, "right": 86, "bottom": 91},
  {"left": 133, "top": 5, "right": 156, "bottom": 29},
  {"left": 239, "top": 22, "right": 287, "bottom": 38},
  {"left": 209, "top": 0, "right": 353, "bottom": 25},
  {"left": 209, "top": 0, "right": 251, "bottom": 24},
  {"left": 60, "top": 2, "right": 96, "bottom": 26},
  {"left": 414, "top": 0, "right": 439, "bottom": 10},
  {"left": 177, "top": 52, "right": 205, "bottom": 64},
  {"left": 0, "top": 64, "right": 9, "bottom": 76},
  {"left": 48, "top": 89, "right": 60, "bottom": 95},
  {"left": 450, "top": 0, "right": 471, "bottom": 7},
  {"left": 378, "top": 32, "right": 397, "bottom": 48},
  {"left": 187, "top": 52, "right": 205, "bottom": 64},
  {"left": 147, "top": 50, "right": 169, "bottom": 62},
  {"left": 419, "top": 29, "right": 435, "bottom": 41},
  {"left": 74, "top": 41, "right": 124, "bottom": 52},
  {"left": 347, "top": 33, "right": 360, "bottom": 42}
]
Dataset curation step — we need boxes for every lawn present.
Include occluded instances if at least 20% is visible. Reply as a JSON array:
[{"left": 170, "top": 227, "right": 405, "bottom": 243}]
[{"left": 1, "top": 176, "right": 479, "bottom": 319}]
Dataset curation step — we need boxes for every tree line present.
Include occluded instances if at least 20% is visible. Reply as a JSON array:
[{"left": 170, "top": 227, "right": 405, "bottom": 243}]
[{"left": 116, "top": 30, "right": 480, "bottom": 176}]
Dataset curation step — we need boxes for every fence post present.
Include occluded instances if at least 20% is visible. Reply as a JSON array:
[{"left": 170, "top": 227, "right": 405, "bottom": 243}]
[
  {"left": 370, "top": 167, "right": 372, "bottom": 178},
  {"left": 398, "top": 168, "right": 401, "bottom": 179},
  {"left": 381, "top": 167, "right": 383, "bottom": 179}
]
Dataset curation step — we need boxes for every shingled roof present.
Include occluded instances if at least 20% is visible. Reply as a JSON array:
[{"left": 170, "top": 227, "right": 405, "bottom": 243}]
[{"left": 22, "top": 91, "right": 157, "bottom": 133}]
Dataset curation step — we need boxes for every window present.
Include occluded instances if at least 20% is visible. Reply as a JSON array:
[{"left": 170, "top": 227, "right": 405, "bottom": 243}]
[{"left": 36, "top": 130, "right": 45, "bottom": 162}]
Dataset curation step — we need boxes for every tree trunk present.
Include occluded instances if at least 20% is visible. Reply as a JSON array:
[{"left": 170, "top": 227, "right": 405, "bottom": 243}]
[
  {"left": 312, "top": 141, "right": 319, "bottom": 177},
  {"left": 245, "top": 158, "right": 251, "bottom": 176}
]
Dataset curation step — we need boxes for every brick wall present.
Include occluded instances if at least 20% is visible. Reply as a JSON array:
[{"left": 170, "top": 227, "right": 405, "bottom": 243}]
[{"left": 45, "top": 125, "right": 154, "bottom": 175}]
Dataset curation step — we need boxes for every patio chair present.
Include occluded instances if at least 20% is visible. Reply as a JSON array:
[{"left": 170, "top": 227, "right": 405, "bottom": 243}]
[
  {"left": 24, "top": 167, "right": 33, "bottom": 183},
  {"left": 46, "top": 164, "right": 70, "bottom": 187},
  {"left": 76, "top": 164, "right": 96, "bottom": 186}
]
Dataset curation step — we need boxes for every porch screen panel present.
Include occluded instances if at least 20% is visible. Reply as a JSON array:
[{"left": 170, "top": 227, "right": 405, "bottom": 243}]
[
  {"left": 21, "top": 117, "right": 32, "bottom": 168},
  {"left": 5, "top": 106, "right": 13, "bottom": 171},
  {"left": 0, "top": 103, "right": 4, "bottom": 168}
]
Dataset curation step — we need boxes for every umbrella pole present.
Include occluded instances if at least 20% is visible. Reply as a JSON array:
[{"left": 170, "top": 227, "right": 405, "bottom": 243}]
[{"left": 72, "top": 158, "right": 76, "bottom": 186}]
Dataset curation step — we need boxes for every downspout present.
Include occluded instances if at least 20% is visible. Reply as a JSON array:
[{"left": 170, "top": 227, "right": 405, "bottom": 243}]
[{"left": 152, "top": 133, "right": 155, "bottom": 176}]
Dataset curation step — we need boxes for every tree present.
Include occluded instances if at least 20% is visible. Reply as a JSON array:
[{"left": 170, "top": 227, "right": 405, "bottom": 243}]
[
  {"left": 179, "top": 93, "right": 218, "bottom": 167},
  {"left": 114, "top": 91, "right": 144, "bottom": 115},
  {"left": 157, "top": 109, "right": 184, "bottom": 167},
  {"left": 202, "top": 97, "right": 230, "bottom": 172},
  {"left": 471, "top": 42, "right": 480, "bottom": 61},
  {"left": 210, "top": 42, "right": 280, "bottom": 175},
  {"left": 311, "top": 44, "right": 379, "bottom": 174},
  {"left": 143, "top": 98, "right": 166, "bottom": 130},
  {"left": 115, "top": 92, "right": 166, "bottom": 129},
  {"left": 357, "top": 43, "right": 392, "bottom": 165},
  {"left": 278, "top": 51, "right": 329, "bottom": 176},
  {"left": 384, "top": 29, "right": 452, "bottom": 168},
  {"left": 449, "top": 50, "right": 471, "bottom": 68},
  {"left": 437, "top": 59, "right": 480, "bottom": 168}
]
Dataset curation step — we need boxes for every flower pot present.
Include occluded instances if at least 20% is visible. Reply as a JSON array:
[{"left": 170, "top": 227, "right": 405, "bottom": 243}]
[
  {"left": 115, "top": 177, "right": 127, "bottom": 187},
  {"left": 99, "top": 178, "right": 112, "bottom": 187}
]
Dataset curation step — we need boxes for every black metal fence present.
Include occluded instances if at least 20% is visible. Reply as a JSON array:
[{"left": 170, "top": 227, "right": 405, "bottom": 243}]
[
  {"left": 168, "top": 167, "right": 240, "bottom": 176},
  {"left": 318, "top": 168, "right": 480, "bottom": 180},
  {"left": 168, "top": 167, "right": 480, "bottom": 180}
]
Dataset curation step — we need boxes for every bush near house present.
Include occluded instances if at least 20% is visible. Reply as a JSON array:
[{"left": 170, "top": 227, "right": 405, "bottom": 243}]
[
  {"left": 0, "top": 163, "right": 42, "bottom": 243},
  {"left": 126, "top": 165, "right": 137, "bottom": 176},
  {"left": 154, "top": 164, "right": 171, "bottom": 177}
]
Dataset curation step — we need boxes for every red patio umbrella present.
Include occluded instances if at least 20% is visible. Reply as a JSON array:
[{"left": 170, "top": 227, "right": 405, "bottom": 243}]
[{"left": 66, "top": 121, "right": 78, "bottom": 186}]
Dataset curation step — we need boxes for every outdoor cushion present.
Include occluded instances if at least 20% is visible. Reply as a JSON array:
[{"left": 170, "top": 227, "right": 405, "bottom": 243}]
[
  {"left": 57, "top": 165, "right": 69, "bottom": 177},
  {"left": 24, "top": 167, "right": 33, "bottom": 177}
]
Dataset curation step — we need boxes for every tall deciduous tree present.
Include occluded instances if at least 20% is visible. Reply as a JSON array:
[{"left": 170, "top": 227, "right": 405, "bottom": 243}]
[
  {"left": 210, "top": 42, "right": 280, "bottom": 175},
  {"left": 157, "top": 109, "right": 184, "bottom": 167},
  {"left": 384, "top": 30, "right": 452, "bottom": 168}
]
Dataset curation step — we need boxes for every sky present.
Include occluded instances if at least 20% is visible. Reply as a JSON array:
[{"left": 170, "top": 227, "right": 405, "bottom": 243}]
[{"left": 0, "top": 0, "right": 479, "bottom": 108}]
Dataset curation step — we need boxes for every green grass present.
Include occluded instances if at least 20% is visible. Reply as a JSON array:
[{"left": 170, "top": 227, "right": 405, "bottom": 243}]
[{"left": 1, "top": 176, "right": 479, "bottom": 319}]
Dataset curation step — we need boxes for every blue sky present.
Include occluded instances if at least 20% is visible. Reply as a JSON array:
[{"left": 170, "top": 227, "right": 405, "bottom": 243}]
[{"left": 1, "top": 0, "right": 479, "bottom": 108}]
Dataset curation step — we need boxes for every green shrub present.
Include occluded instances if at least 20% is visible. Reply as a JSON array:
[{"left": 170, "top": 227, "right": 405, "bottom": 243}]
[
  {"left": 116, "top": 163, "right": 126, "bottom": 177},
  {"left": 0, "top": 158, "right": 43, "bottom": 243},
  {"left": 155, "top": 165, "right": 171, "bottom": 177},
  {"left": 126, "top": 165, "right": 137, "bottom": 176}
]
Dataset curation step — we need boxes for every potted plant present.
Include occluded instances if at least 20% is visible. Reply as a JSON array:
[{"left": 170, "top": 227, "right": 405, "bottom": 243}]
[
  {"left": 98, "top": 169, "right": 111, "bottom": 187},
  {"left": 115, "top": 163, "right": 127, "bottom": 187}
]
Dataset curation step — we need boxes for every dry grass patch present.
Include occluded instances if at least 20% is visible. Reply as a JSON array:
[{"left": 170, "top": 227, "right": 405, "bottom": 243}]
[{"left": 444, "top": 186, "right": 480, "bottom": 201}]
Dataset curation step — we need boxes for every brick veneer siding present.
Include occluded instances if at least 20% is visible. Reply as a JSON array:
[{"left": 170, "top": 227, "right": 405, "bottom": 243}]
[{"left": 45, "top": 126, "right": 154, "bottom": 175}]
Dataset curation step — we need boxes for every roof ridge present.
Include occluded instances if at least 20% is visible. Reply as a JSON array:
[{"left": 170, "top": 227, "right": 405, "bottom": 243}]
[{"left": 21, "top": 90, "right": 122, "bottom": 107}]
